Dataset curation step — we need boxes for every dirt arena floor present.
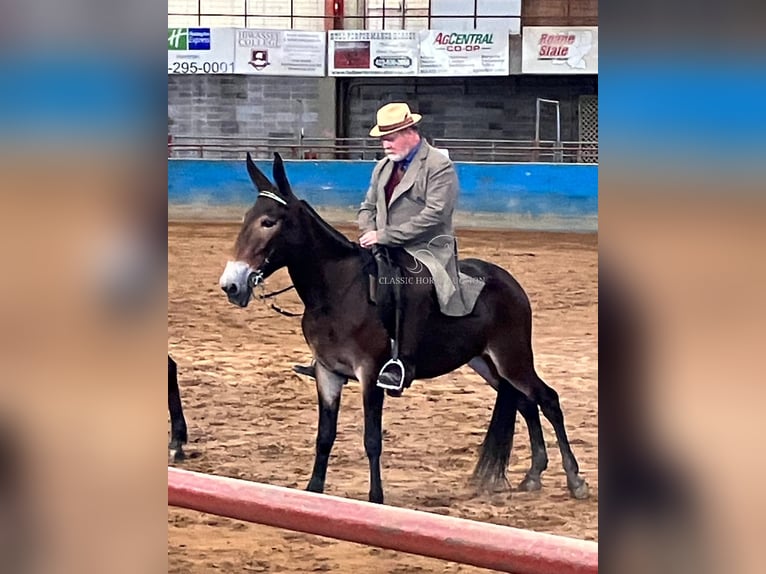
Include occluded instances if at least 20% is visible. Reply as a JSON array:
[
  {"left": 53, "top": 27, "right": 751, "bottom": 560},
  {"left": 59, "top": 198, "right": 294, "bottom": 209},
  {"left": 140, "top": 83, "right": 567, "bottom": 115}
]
[{"left": 168, "top": 219, "right": 598, "bottom": 573}]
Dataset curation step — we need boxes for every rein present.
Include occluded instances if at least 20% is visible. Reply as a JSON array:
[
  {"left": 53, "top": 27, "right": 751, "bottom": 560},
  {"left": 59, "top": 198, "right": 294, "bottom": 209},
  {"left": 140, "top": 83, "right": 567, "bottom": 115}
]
[
  {"left": 253, "top": 270, "right": 366, "bottom": 319},
  {"left": 255, "top": 283, "right": 301, "bottom": 317},
  {"left": 247, "top": 265, "right": 299, "bottom": 317},
  {"left": 259, "top": 284, "right": 295, "bottom": 299}
]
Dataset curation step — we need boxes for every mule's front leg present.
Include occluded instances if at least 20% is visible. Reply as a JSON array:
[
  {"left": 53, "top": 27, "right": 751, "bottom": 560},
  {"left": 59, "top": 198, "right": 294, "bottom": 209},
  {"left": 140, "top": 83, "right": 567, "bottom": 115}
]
[
  {"left": 306, "top": 364, "right": 346, "bottom": 494},
  {"left": 362, "top": 380, "right": 385, "bottom": 504}
]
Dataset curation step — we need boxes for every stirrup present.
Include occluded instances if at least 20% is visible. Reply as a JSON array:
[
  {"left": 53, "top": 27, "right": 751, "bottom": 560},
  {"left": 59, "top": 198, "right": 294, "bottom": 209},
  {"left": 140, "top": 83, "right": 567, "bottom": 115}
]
[{"left": 376, "top": 358, "right": 406, "bottom": 391}]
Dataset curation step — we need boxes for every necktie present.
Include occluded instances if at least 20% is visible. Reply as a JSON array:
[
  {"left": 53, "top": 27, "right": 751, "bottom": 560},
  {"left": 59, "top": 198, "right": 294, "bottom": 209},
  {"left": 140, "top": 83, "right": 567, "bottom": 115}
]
[{"left": 384, "top": 163, "right": 405, "bottom": 206}]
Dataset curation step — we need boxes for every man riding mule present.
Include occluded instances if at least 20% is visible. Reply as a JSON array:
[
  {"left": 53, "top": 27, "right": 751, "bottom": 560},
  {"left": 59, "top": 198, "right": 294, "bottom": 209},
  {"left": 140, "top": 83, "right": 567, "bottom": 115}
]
[
  {"left": 218, "top": 152, "right": 589, "bottom": 504},
  {"left": 295, "top": 102, "right": 484, "bottom": 396}
]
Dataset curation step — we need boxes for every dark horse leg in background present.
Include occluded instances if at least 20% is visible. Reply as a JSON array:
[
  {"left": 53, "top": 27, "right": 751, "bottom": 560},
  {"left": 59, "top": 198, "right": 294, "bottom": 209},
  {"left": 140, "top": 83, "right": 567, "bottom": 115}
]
[{"left": 168, "top": 355, "right": 188, "bottom": 462}]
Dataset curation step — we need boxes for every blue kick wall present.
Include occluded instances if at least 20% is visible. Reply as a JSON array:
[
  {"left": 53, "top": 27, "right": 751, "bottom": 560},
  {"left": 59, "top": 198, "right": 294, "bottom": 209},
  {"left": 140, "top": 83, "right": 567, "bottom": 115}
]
[{"left": 168, "top": 159, "right": 597, "bottom": 218}]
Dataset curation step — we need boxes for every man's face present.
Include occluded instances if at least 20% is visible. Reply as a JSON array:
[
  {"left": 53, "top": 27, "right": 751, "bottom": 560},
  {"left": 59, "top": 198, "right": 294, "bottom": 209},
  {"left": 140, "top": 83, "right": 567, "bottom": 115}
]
[{"left": 380, "top": 129, "right": 418, "bottom": 162}]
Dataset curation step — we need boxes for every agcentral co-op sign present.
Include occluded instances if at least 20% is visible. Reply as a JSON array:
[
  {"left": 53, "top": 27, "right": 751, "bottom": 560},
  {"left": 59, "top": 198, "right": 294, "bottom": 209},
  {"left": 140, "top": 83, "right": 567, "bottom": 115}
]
[{"left": 432, "top": 32, "right": 496, "bottom": 52}]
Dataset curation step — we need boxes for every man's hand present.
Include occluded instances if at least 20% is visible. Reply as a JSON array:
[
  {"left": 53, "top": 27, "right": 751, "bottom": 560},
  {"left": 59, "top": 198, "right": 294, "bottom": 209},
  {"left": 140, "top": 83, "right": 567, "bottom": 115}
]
[{"left": 359, "top": 230, "right": 379, "bottom": 248}]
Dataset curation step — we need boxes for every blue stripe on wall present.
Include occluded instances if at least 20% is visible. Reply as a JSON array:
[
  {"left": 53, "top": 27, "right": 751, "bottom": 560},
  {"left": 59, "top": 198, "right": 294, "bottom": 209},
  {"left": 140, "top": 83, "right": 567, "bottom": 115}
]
[{"left": 168, "top": 159, "right": 598, "bottom": 217}]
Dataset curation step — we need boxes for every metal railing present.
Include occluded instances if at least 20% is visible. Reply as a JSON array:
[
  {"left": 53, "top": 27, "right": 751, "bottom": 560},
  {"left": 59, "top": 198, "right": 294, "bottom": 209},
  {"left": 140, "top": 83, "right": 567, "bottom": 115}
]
[{"left": 167, "top": 135, "right": 598, "bottom": 163}]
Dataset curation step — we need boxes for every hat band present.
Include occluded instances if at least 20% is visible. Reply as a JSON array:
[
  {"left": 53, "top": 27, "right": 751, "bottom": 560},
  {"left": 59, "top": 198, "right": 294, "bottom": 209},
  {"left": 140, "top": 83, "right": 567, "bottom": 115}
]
[{"left": 378, "top": 116, "right": 414, "bottom": 132}]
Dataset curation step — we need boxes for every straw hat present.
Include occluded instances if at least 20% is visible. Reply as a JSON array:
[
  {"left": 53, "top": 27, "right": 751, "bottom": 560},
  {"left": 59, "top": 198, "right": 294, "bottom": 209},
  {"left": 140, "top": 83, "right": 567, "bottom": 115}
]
[{"left": 369, "top": 102, "right": 423, "bottom": 137}]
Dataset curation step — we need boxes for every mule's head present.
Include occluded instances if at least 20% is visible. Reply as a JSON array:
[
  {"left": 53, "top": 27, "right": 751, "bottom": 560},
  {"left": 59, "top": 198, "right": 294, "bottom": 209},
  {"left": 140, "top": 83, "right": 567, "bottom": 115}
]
[{"left": 219, "top": 152, "right": 298, "bottom": 307}]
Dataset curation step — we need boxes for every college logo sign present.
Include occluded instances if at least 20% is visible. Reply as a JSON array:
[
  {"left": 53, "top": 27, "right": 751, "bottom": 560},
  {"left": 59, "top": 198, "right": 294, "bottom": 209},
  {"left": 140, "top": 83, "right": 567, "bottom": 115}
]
[{"left": 249, "top": 49, "right": 271, "bottom": 71}]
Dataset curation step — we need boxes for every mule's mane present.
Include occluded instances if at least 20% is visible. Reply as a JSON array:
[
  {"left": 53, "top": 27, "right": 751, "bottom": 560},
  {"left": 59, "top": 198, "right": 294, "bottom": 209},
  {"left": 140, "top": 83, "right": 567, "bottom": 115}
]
[{"left": 299, "top": 200, "right": 359, "bottom": 254}]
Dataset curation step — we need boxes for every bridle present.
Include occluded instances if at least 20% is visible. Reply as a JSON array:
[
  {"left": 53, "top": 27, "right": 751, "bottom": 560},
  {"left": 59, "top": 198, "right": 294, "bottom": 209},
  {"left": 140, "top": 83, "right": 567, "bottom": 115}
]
[
  {"left": 243, "top": 189, "right": 367, "bottom": 318},
  {"left": 244, "top": 251, "right": 302, "bottom": 317},
  {"left": 246, "top": 190, "right": 298, "bottom": 317}
]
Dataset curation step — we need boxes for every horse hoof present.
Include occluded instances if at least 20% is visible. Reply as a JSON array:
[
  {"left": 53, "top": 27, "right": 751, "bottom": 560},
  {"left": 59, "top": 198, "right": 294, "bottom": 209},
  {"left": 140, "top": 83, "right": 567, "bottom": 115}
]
[
  {"left": 517, "top": 476, "right": 542, "bottom": 492},
  {"left": 569, "top": 479, "right": 590, "bottom": 500}
]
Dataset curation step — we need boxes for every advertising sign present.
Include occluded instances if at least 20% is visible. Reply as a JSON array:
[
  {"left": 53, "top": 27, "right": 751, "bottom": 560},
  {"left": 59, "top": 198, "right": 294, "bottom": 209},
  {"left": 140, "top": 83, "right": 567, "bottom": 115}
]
[
  {"left": 522, "top": 27, "right": 598, "bottom": 74},
  {"left": 168, "top": 27, "right": 236, "bottom": 74},
  {"left": 233, "top": 29, "right": 325, "bottom": 76},
  {"left": 418, "top": 29, "right": 509, "bottom": 76},
  {"left": 328, "top": 30, "right": 418, "bottom": 76}
]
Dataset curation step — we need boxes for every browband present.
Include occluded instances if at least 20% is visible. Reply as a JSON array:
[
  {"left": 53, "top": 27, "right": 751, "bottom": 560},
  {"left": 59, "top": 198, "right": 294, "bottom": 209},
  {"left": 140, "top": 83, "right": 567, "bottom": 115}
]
[{"left": 258, "top": 190, "right": 288, "bottom": 206}]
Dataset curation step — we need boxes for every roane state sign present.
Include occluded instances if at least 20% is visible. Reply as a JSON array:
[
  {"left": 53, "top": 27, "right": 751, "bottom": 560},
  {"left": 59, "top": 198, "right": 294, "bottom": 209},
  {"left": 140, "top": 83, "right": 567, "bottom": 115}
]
[{"left": 522, "top": 27, "right": 598, "bottom": 74}]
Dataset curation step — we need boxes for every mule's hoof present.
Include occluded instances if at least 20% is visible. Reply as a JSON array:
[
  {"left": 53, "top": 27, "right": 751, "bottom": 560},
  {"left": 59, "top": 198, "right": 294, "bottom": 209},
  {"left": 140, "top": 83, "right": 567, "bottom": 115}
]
[
  {"left": 306, "top": 480, "right": 324, "bottom": 494},
  {"left": 169, "top": 446, "right": 186, "bottom": 463},
  {"left": 569, "top": 479, "right": 590, "bottom": 500},
  {"left": 517, "top": 476, "right": 542, "bottom": 492},
  {"left": 369, "top": 491, "right": 384, "bottom": 504},
  {"left": 480, "top": 477, "right": 512, "bottom": 495}
]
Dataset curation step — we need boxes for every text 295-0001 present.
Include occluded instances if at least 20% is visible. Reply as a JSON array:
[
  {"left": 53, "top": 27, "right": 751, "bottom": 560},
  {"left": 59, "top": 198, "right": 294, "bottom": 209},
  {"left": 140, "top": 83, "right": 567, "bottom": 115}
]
[{"left": 169, "top": 61, "right": 234, "bottom": 74}]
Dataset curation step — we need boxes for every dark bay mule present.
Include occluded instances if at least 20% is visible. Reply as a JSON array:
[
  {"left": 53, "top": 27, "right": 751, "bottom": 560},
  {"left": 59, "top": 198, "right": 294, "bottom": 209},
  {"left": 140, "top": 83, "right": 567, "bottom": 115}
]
[
  {"left": 219, "top": 153, "right": 589, "bottom": 503},
  {"left": 168, "top": 355, "right": 188, "bottom": 462}
]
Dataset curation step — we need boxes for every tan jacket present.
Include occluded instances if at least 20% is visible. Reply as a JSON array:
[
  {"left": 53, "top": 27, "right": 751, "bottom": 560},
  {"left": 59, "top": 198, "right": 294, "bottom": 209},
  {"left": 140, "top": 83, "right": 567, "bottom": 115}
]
[{"left": 358, "top": 141, "right": 483, "bottom": 316}]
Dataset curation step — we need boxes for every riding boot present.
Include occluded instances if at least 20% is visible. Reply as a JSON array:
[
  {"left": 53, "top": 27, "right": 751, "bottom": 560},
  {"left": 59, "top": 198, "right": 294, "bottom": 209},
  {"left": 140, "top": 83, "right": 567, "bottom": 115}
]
[
  {"left": 293, "top": 359, "right": 316, "bottom": 378},
  {"left": 376, "top": 261, "right": 433, "bottom": 397}
]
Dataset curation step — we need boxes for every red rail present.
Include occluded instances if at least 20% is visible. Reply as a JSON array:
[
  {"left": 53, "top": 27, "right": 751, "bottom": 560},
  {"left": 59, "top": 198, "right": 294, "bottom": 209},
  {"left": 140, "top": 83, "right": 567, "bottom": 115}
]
[{"left": 168, "top": 468, "right": 598, "bottom": 574}]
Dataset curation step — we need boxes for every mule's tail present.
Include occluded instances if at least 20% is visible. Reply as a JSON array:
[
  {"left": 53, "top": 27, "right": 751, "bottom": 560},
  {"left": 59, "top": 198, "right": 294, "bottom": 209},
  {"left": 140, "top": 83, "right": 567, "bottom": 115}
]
[{"left": 471, "top": 380, "right": 518, "bottom": 492}]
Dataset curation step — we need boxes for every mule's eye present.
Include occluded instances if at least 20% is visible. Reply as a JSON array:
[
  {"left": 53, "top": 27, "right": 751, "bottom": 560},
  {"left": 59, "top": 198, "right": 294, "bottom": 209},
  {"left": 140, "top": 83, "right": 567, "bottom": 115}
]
[{"left": 262, "top": 218, "right": 278, "bottom": 228}]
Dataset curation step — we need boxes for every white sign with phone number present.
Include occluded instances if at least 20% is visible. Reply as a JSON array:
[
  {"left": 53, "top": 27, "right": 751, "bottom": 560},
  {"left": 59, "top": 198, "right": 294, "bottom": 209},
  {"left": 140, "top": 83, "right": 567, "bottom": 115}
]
[{"left": 168, "top": 27, "right": 235, "bottom": 74}]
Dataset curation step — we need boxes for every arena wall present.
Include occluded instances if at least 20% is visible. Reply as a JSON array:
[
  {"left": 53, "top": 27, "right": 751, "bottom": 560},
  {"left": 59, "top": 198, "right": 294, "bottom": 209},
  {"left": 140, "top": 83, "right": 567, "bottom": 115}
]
[{"left": 168, "top": 159, "right": 597, "bottom": 230}]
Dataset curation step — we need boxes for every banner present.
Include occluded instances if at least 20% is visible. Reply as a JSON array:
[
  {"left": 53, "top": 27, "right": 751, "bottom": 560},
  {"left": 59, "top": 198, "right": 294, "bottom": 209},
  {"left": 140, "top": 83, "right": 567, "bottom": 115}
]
[
  {"left": 418, "top": 29, "right": 509, "bottom": 76},
  {"left": 328, "top": 30, "right": 418, "bottom": 76},
  {"left": 233, "top": 29, "right": 325, "bottom": 76},
  {"left": 168, "top": 28, "right": 235, "bottom": 74},
  {"left": 522, "top": 27, "right": 598, "bottom": 74}
]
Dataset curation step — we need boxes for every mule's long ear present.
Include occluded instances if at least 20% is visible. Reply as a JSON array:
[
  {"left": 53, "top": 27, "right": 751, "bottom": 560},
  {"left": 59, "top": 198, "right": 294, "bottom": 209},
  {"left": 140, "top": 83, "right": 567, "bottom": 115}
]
[
  {"left": 246, "top": 152, "right": 277, "bottom": 193},
  {"left": 272, "top": 152, "right": 296, "bottom": 201}
]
